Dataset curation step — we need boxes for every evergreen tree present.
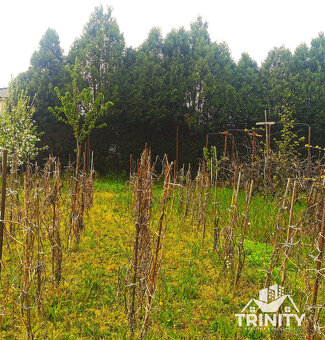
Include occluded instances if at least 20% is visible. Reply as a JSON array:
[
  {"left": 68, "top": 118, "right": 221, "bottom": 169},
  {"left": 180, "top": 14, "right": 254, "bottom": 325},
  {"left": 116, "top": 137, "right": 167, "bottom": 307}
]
[
  {"left": 260, "top": 46, "right": 293, "bottom": 119},
  {"left": 15, "top": 28, "right": 68, "bottom": 157},
  {"left": 235, "top": 53, "right": 262, "bottom": 125},
  {"left": 68, "top": 6, "right": 125, "bottom": 102}
]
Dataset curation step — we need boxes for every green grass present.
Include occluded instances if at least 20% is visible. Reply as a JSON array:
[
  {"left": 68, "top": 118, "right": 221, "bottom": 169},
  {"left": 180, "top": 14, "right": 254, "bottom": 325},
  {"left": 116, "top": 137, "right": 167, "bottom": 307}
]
[{"left": 0, "top": 178, "right": 322, "bottom": 339}]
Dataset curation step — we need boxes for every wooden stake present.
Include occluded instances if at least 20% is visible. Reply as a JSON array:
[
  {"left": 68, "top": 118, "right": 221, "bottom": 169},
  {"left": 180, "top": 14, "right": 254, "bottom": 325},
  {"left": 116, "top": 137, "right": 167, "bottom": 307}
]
[
  {"left": 87, "top": 134, "right": 91, "bottom": 174},
  {"left": 231, "top": 135, "right": 235, "bottom": 161},
  {"left": 130, "top": 154, "right": 133, "bottom": 178},
  {"left": 84, "top": 140, "right": 87, "bottom": 173},
  {"left": 176, "top": 125, "right": 179, "bottom": 175},
  {"left": 72, "top": 145, "right": 82, "bottom": 242},
  {"left": 220, "top": 131, "right": 230, "bottom": 157},
  {"left": 256, "top": 111, "right": 275, "bottom": 161},
  {"left": 307, "top": 126, "right": 311, "bottom": 179},
  {"left": 265, "top": 110, "right": 269, "bottom": 158},
  {"left": 248, "top": 132, "right": 262, "bottom": 165},
  {"left": 0, "top": 150, "right": 8, "bottom": 278},
  {"left": 83, "top": 151, "right": 86, "bottom": 173}
]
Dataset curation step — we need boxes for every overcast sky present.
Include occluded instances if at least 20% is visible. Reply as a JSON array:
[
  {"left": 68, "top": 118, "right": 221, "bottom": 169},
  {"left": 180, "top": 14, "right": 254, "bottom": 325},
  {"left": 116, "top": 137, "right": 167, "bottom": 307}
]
[{"left": 1, "top": 0, "right": 325, "bottom": 87}]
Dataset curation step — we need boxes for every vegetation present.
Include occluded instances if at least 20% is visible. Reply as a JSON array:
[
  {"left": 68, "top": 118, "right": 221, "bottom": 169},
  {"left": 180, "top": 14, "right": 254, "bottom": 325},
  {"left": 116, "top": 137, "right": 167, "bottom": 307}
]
[
  {"left": 13, "top": 5, "right": 325, "bottom": 173},
  {"left": 49, "top": 59, "right": 112, "bottom": 149},
  {"left": 0, "top": 86, "right": 42, "bottom": 164},
  {"left": 0, "top": 4, "right": 324, "bottom": 340},
  {"left": 0, "top": 137, "right": 323, "bottom": 338},
  {"left": 0, "top": 156, "right": 94, "bottom": 339}
]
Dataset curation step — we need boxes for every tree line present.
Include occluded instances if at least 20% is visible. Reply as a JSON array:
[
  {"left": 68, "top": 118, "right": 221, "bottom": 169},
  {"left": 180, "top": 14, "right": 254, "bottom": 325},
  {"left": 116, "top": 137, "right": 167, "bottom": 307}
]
[{"left": 14, "top": 6, "right": 325, "bottom": 173}]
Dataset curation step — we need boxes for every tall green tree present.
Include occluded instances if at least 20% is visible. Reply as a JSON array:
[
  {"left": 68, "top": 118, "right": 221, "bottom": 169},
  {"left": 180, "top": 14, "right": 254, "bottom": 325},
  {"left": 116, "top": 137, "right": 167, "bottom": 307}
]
[
  {"left": 184, "top": 17, "right": 211, "bottom": 128},
  {"left": 260, "top": 46, "right": 293, "bottom": 118},
  {"left": 15, "top": 28, "right": 67, "bottom": 156},
  {"left": 68, "top": 6, "right": 125, "bottom": 102},
  {"left": 305, "top": 33, "right": 325, "bottom": 140},
  {"left": 129, "top": 28, "right": 167, "bottom": 125},
  {"left": 203, "top": 41, "right": 237, "bottom": 129},
  {"left": 184, "top": 17, "right": 237, "bottom": 130},
  {"left": 289, "top": 35, "right": 325, "bottom": 144},
  {"left": 16, "top": 28, "right": 65, "bottom": 122},
  {"left": 235, "top": 53, "right": 262, "bottom": 125},
  {"left": 163, "top": 27, "right": 192, "bottom": 124}
]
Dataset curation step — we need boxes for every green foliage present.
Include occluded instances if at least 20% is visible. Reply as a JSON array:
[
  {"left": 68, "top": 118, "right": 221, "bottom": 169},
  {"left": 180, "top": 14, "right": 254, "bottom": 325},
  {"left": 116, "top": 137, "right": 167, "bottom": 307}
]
[
  {"left": 260, "top": 47, "right": 293, "bottom": 116},
  {"left": 274, "top": 105, "right": 304, "bottom": 161},
  {"left": 67, "top": 5, "right": 125, "bottom": 101},
  {"left": 236, "top": 53, "right": 262, "bottom": 124},
  {"left": 49, "top": 59, "right": 113, "bottom": 147},
  {"left": 14, "top": 28, "right": 68, "bottom": 160},
  {"left": 16, "top": 29, "right": 65, "bottom": 123},
  {"left": 203, "top": 145, "right": 218, "bottom": 176},
  {"left": 12, "top": 7, "right": 325, "bottom": 172}
]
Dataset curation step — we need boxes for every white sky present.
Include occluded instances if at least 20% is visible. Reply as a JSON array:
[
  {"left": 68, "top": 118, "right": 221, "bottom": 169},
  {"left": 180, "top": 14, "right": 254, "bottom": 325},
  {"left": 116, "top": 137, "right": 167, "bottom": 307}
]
[{"left": 1, "top": 0, "right": 325, "bottom": 87}]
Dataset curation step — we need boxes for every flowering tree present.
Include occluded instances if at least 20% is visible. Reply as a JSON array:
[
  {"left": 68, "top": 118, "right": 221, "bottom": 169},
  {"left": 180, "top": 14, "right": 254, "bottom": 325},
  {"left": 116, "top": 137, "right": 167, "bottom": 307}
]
[{"left": 0, "top": 87, "right": 41, "bottom": 164}]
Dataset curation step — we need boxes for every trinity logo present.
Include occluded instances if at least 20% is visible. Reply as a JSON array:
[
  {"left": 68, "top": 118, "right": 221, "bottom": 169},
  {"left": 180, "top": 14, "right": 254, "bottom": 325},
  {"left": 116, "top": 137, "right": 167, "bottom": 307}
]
[{"left": 235, "top": 284, "right": 305, "bottom": 327}]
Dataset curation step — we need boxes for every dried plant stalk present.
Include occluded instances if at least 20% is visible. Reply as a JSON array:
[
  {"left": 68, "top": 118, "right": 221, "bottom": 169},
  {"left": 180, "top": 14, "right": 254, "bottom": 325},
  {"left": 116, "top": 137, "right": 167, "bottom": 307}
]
[
  {"left": 184, "top": 164, "right": 192, "bottom": 218},
  {"left": 264, "top": 178, "right": 291, "bottom": 288},
  {"left": 141, "top": 158, "right": 172, "bottom": 338},
  {"left": 0, "top": 150, "right": 8, "bottom": 277},
  {"left": 9, "top": 153, "right": 18, "bottom": 237},
  {"left": 234, "top": 179, "right": 254, "bottom": 288},
  {"left": 213, "top": 155, "right": 220, "bottom": 251},
  {"left": 21, "top": 172, "right": 34, "bottom": 340},
  {"left": 128, "top": 145, "right": 153, "bottom": 333},
  {"left": 307, "top": 195, "right": 325, "bottom": 340},
  {"left": 280, "top": 180, "right": 297, "bottom": 288},
  {"left": 223, "top": 171, "right": 241, "bottom": 268},
  {"left": 52, "top": 160, "right": 62, "bottom": 285},
  {"left": 71, "top": 145, "right": 82, "bottom": 243},
  {"left": 34, "top": 164, "right": 44, "bottom": 311}
]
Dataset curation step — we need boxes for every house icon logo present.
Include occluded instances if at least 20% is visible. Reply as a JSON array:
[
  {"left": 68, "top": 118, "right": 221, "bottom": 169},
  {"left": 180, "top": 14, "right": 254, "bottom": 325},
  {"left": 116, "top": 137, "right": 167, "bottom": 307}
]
[{"left": 235, "top": 284, "right": 305, "bottom": 327}]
